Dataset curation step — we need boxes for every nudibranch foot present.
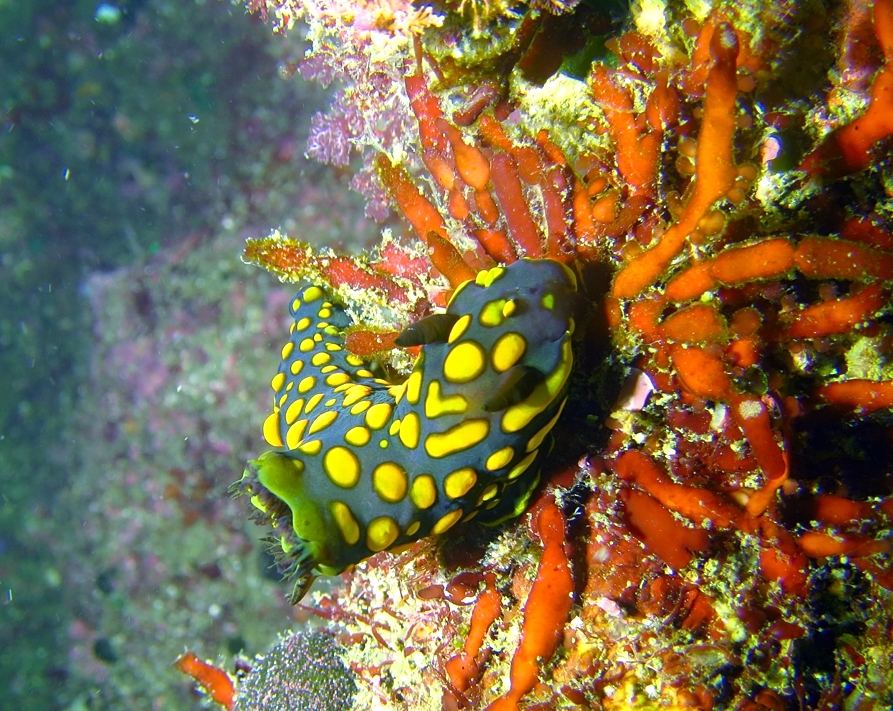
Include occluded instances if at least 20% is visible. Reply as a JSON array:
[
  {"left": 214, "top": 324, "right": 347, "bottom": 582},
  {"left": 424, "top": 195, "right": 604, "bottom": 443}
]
[{"left": 236, "top": 258, "right": 578, "bottom": 603}]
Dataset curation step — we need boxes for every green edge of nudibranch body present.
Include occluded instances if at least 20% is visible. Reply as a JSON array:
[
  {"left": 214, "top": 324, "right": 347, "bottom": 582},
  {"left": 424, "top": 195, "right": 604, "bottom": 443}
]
[{"left": 233, "top": 258, "right": 578, "bottom": 603}]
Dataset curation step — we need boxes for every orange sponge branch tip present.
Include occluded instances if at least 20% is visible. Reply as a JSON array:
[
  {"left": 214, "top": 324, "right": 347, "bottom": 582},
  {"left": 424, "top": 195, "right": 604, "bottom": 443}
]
[
  {"left": 174, "top": 652, "right": 235, "bottom": 711},
  {"left": 486, "top": 498, "right": 573, "bottom": 711}
]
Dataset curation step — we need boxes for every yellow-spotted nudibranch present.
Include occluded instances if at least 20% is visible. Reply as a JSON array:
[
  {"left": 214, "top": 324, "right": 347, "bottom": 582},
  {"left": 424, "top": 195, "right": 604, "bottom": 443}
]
[{"left": 233, "top": 258, "right": 577, "bottom": 602}]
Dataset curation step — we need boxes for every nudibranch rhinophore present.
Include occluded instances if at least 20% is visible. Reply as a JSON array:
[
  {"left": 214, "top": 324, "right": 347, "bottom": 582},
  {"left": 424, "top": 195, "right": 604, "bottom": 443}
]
[{"left": 233, "top": 258, "right": 577, "bottom": 602}]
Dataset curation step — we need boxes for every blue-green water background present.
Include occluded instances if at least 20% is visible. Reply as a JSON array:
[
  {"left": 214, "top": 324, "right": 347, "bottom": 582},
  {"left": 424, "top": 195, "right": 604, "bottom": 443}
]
[{"left": 0, "top": 2, "right": 368, "bottom": 708}]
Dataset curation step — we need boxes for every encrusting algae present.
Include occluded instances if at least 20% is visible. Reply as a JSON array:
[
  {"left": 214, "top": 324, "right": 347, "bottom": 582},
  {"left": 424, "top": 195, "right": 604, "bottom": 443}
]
[{"left": 175, "top": 0, "right": 893, "bottom": 709}]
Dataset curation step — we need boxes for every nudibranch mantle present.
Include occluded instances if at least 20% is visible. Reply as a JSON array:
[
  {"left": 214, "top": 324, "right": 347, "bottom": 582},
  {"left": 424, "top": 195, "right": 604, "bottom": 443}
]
[{"left": 234, "top": 258, "right": 577, "bottom": 602}]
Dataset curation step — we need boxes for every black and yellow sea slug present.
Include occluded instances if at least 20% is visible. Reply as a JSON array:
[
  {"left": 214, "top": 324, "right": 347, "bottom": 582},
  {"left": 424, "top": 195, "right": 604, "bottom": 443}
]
[{"left": 234, "top": 258, "right": 577, "bottom": 602}]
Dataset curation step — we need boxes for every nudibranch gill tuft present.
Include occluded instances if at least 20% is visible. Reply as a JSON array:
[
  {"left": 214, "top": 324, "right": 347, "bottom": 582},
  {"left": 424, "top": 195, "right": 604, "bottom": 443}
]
[{"left": 233, "top": 258, "right": 577, "bottom": 603}]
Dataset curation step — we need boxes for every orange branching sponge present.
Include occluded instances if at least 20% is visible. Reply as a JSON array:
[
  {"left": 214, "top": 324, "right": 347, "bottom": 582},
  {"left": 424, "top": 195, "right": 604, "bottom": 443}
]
[
  {"left": 590, "top": 63, "right": 665, "bottom": 196},
  {"left": 174, "top": 652, "right": 235, "bottom": 711},
  {"left": 612, "top": 21, "right": 740, "bottom": 299},
  {"left": 818, "top": 380, "right": 893, "bottom": 412},
  {"left": 425, "top": 229, "right": 480, "bottom": 287},
  {"left": 665, "top": 238, "right": 796, "bottom": 302},
  {"left": 486, "top": 498, "right": 573, "bottom": 711},
  {"left": 621, "top": 488, "right": 711, "bottom": 570},
  {"left": 793, "top": 236, "right": 893, "bottom": 281},
  {"left": 669, "top": 343, "right": 733, "bottom": 402},
  {"left": 800, "top": 0, "right": 893, "bottom": 179},
  {"left": 659, "top": 302, "right": 729, "bottom": 344},
  {"left": 393, "top": 69, "right": 578, "bottom": 269},
  {"left": 781, "top": 283, "right": 886, "bottom": 339},
  {"left": 376, "top": 155, "right": 449, "bottom": 244},
  {"left": 489, "top": 153, "right": 544, "bottom": 258},
  {"left": 613, "top": 450, "right": 742, "bottom": 530},
  {"left": 445, "top": 572, "right": 501, "bottom": 695}
]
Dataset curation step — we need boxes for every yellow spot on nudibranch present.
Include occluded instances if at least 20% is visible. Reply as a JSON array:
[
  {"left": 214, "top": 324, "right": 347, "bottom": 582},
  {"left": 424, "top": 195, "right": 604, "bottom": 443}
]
[
  {"left": 290, "top": 360, "right": 304, "bottom": 376},
  {"left": 398, "top": 411, "right": 421, "bottom": 449},
  {"left": 342, "top": 385, "right": 372, "bottom": 408},
  {"left": 491, "top": 332, "right": 527, "bottom": 373},
  {"left": 299, "top": 337, "right": 316, "bottom": 352},
  {"left": 479, "top": 483, "right": 499, "bottom": 502},
  {"left": 281, "top": 341, "right": 295, "bottom": 360},
  {"left": 507, "top": 450, "right": 538, "bottom": 480},
  {"left": 350, "top": 400, "right": 372, "bottom": 415},
  {"left": 285, "top": 398, "right": 305, "bottom": 425},
  {"left": 365, "top": 402, "right": 392, "bottom": 430},
  {"left": 271, "top": 372, "right": 286, "bottom": 392},
  {"left": 485, "top": 446, "right": 514, "bottom": 471},
  {"left": 262, "top": 411, "right": 283, "bottom": 447},
  {"left": 475, "top": 266, "right": 505, "bottom": 287},
  {"left": 286, "top": 419, "right": 308, "bottom": 449},
  {"left": 410, "top": 475, "right": 437, "bottom": 509},
  {"left": 302, "top": 285, "right": 324, "bottom": 302},
  {"left": 424, "top": 380, "right": 468, "bottom": 419},
  {"left": 444, "top": 467, "right": 477, "bottom": 499},
  {"left": 431, "top": 509, "right": 463, "bottom": 535},
  {"left": 425, "top": 419, "right": 489, "bottom": 458},
  {"left": 325, "top": 372, "right": 351, "bottom": 387},
  {"left": 298, "top": 439, "right": 323, "bottom": 455},
  {"left": 312, "top": 352, "right": 331, "bottom": 367},
  {"left": 330, "top": 501, "right": 360, "bottom": 545},
  {"left": 344, "top": 426, "right": 372, "bottom": 446},
  {"left": 296, "top": 316, "right": 312, "bottom": 331},
  {"left": 304, "top": 392, "right": 324, "bottom": 413},
  {"left": 479, "top": 298, "right": 507, "bottom": 327},
  {"left": 372, "top": 462, "right": 408, "bottom": 502},
  {"left": 448, "top": 314, "right": 471, "bottom": 344},
  {"left": 366, "top": 516, "right": 399, "bottom": 552},
  {"left": 308, "top": 409, "right": 338, "bottom": 435},
  {"left": 405, "top": 370, "right": 423, "bottom": 405},
  {"left": 443, "top": 341, "right": 486, "bottom": 384},
  {"left": 323, "top": 446, "right": 360, "bottom": 488}
]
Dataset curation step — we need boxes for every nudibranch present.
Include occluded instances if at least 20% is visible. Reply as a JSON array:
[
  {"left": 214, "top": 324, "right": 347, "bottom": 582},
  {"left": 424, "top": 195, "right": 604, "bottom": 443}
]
[{"left": 234, "top": 258, "right": 577, "bottom": 602}]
